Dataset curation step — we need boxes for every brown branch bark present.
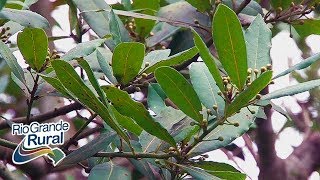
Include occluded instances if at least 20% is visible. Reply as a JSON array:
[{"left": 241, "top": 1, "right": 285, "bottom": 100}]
[
  {"left": 0, "top": 103, "right": 82, "bottom": 130},
  {"left": 256, "top": 88, "right": 286, "bottom": 180},
  {"left": 285, "top": 133, "right": 320, "bottom": 180}
]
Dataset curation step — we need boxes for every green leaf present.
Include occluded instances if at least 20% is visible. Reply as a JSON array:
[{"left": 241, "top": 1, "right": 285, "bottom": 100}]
[
  {"left": 111, "top": 106, "right": 143, "bottom": 136},
  {"left": 0, "top": 41, "right": 25, "bottom": 82},
  {"left": 132, "top": 0, "right": 159, "bottom": 38},
  {"left": 226, "top": 71, "right": 272, "bottom": 117},
  {"left": 102, "top": 86, "right": 176, "bottom": 147},
  {"left": 190, "top": 63, "right": 225, "bottom": 116},
  {"left": 271, "top": 0, "right": 291, "bottom": 9},
  {"left": 17, "top": 28, "right": 48, "bottom": 71},
  {"left": 140, "top": 107, "right": 186, "bottom": 153},
  {"left": 109, "top": 10, "right": 131, "bottom": 46},
  {"left": 174, "top": 163, "right": 220, "bottom": 180},
  {"left": 0, "top": 8, "right": 49, "bottom": 28},
  {"left": 192, "top": 29, "right": 224, "bottom": 91},
  {"left": 0, "top": 0, "right": 7, "bottom": 11},
  {"left": 40, "top": 75, "right": 71, "bottom": 98},
  {"left": 144, "top": 47, "right": 198, "bottom": 73},
  {"left": 155, "top": 66, "right": 203, "bottom": 122},
  {"left": 245, "top": 14, "right": 272, "bottom": 70},
  {"left": 77, "top": 59, "right": 107, "bottom": 104},
  {"left": 61, "top": 131, "right": 116, "bottom": 166},
  {"left": 146, "top": 23, "right": 180, "bottom": 47},
  {"left": 273, "top": 53, "right": 320, "bottom": 79},
  {"left": 95, "top": 49, "right": 118, "bottom": 84},
  {"left": 51, "top": 60, "right": 130, "bottom": 146},
  {"left": 121, "top": 0, "right": 132, "bottom": 10},
  {"left": 293, "top": 19, "right": 320, "bottom": 38},
  {"left": 88, "top": 161, "right": 131, "bottom": 180},
  {"left": 0, "top": 75, "right": 8, "bottom": 93},
  {"left": 222, "top": 0, "right": 263, "bottom": 16},
  {"left": 142, "top": 49, "right": 171, "bottom": 71},
  {"left": 188, "top": 106, "right": 258, "bottom": 156},
  {"left": 194, "top": 161, "right": 246, "bottom": 180},
  {"left": 147, "top": 83, "right": 167, "bottom": 114},
  {"left": 61, "top": 39, "right": 106, "bottom": 61},
  {"left": 112, "top": 42, "right": 145, "bottom": 84},
  {"left": 72, "top": 0, "right": 130, "bottom": 50},
  {"left": 212, "top": 4, "right": 248, "bottom": 90},
  {"left": 186, "top": 0, "right": 211, "bottom": 12},
  {"left": 261, "top": 79, "right": 320, "bottom": 101}
]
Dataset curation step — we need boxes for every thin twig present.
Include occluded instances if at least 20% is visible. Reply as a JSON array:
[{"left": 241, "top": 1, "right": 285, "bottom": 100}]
[
  {"left": 94, "top": 152, "right": 178, "bottom": 159},
  {"left": 62, "top": 114, "right": 97, "bottom": 150},
  {"left": 236, "top": 0, "right": 251, "bottom": 14},
  {"left": 0, "top": 103, "right": 82, "bottom": 129}
]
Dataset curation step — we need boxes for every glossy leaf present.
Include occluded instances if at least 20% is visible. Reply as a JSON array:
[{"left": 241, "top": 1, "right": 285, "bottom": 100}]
[
  {"left": 72, "top": 0, "right": 130, "bottom": 50},
  {"left": 17, "top": 28, "right": 48, "bottom": 71},
  {"left": 140, "top": 107, "right": 186, "bottom": 153},
  {"left": 0, "top": 0, "right": 6, "bottom": 11},
  {"left": 0, "top": 75, "right": 8, "bottom": 93},
  {"left": 62, "top": 39, "right": 106, "bottom": 61},
  {"left": 188, "top": 106, "right": 258, "bottom": 156},
  {"left": 245, "top": 14, "right": 272, "bottom": 70},
  {"left": 0, "top": 41, "right": 25, "bottom": 82},
  {"left": 144, "top": 47, "right": 198, "bottom": 73},
  {"left": 142, "top": 49, "right": 171, "bottom": 71},
  {"left": 261, "top": 79, "right": 320, "bottom": 101},
  {"left": 194, "top": 161, "right": 246, "bottom": 180},
  {"left": 102, "top": 86, "right": 176, "bottom": 147},
  {"left": 62, "top": 131, "right": 116, "bottom": 165},
  {"left": 112, "top": 42, "right": 145, "bottom": 84},
  {"left": 78, "top": 59, "right": 107, "bottom": 104},
  {"left": 226, "top": 71, "right": 272, "bottom": 117},
  {"left": 190, "top": 63, "right": 225, "bottom": 116},
  {"left": 96, "top": 49, "right": 118, "bottom": 84},
  {"left": 273, "top": 53, "right": 320, "bottom": 79},
  {"left": 192, "top": 29, "right": 224, "bottom": 91},
  {"left": 111, "top": 106, "right": 143, "bottom": 136},
  {"left": 51, "top": 60, "right": 130, "bottom": 145},
  {"left": 212, "top": 4, "right": 248, "bottom": 90},
  {"left": 147, "top": 83, "right": 167, "bottom": 115},
  {"left": 146, "top": 23, "right": 180, "bottom": 47},
  {"left": 222, "top": 0, "right": 263, "bottom": 16},
  {"left": 0, "top": 8, "right": 49, "bottom": 28},
  {"left": 40, "top": 75, "right": 71, "bottom": 98},
  {"left": 88, "top": 161, "right": 131, "bottom": 180},
  {"left": 174, "top": 163, "right": 220, "bottom": 180},
  {"left": 293, "top": 19, "right": 320, "bottom": 38},
  {"left": 155, "top": 66, "right": 203, "bottom": 122},
  {"left": 186, "top": 0, "right": 211, "bottom": 12},
  {"left": 109, "top": 9, "right": 130, "bottom": 46}
]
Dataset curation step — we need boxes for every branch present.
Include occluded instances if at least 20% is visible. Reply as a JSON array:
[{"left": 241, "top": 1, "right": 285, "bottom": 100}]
[
  {"left": 0, "top": 102, "right": 82, "bottom": 130},
  {"left": 256, "top": 89, "right": 286, "bottom": 180},
  {"left": 94, "top": 152, "right": 178, "bottom": 159},
  {"left": 0, "top": 161, "right": 15, "bottom": 180},
  {"left": 0, "top": 138, "right": 17, "bottom": 150},
  {"left": 62, "top": 114, "right": 97, "bottom": 150},
  {"left": 235, "top": 0, "right": 251, "bottom": 14},
  {"left": 285, "top": 132, "right": 320, "bottom": 180}
]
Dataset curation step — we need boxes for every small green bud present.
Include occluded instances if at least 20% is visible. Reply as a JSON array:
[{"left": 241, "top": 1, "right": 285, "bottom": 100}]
[
  {"left": 254, "top": 69, "right": 259, "bottom": 75},
  {"left": 218, "top": 137, "right": 224, "bottom": 141},
  {"left": 190, "top": 121, "right": 196, "bottom": 126},
  {"left": 247, "top": 68, "right": 252, "bottom": 74},
  {"left": 142, "top": 73, "right": 148, "bottom": 78},
  {"left": 213, "top": 105, "right": 218, "bottom": 111},
  {"left": 261, "top": 67, "right": 267, "bottom": 73},
  {"left": 256, "top": 94, "right": 262, "bottom": 100},
  {"left": 145, "top": 62, "right": 150, "bottom": 67},
  {"left": 266, "top": 64, "right": 272, "bottom": 70},
  {"left": 233, "top": 122, "right": 239, "bottom": 127}
]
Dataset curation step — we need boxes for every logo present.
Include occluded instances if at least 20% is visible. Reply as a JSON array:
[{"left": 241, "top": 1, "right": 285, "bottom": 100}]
[{"left": 11, "top": 120, "right": 70, "bottom": 166}]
